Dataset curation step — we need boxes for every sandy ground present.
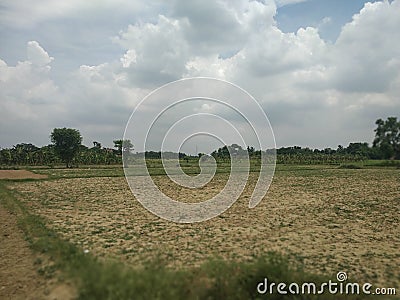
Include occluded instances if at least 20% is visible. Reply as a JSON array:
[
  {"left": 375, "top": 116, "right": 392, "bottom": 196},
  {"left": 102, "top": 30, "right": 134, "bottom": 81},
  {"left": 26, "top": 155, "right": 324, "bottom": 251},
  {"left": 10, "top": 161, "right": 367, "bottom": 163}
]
[
  {"left": 6, "top": 168, "right": 400, "bottom": 290},
  {"left": 0, "top": 170, "right": 47, "bottom": 180}
]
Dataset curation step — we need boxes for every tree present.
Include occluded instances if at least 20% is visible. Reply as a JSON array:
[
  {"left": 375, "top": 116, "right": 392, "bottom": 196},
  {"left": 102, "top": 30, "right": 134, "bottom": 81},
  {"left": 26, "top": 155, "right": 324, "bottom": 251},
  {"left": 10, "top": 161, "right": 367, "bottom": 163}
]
[
  {"left": 373, "top": 117, "right": 400, "bottom": 159},
  {"left": 247, "top": 146, "right": 255, "bottom": 156},
  {"left": 50, "top": 128, "right": 82, "bottom": 168},
  {"left": 12, "top": 143, "right": 39, "bottom": 165},
  {"left": 113, "top": 139, "right": 134, "bottom": 166},
  {"left": 113, "top": 139, "right": 134, "bottom": 154},
  {"left": 345, "top": 142, "right": 370, "bottom": 157},
  {"left": 92, "top": 141, "right": 102, "bottom": 149}
]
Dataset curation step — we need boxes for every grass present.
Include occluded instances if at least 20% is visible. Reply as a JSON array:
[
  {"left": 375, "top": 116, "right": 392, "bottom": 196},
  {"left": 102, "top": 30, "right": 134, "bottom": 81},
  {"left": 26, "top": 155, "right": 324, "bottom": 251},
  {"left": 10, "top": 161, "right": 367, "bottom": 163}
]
[
  {"left": 338, "top": 164, "right": 363, "bottom": 169},
  {"left": 76, "top": 255, "right": 370, "bottom": 300},
  {"left": 363, "top": 160, "right": 400, "bottom": 168},
  {"left": 5, "top": 158, "right": 397, "bottom": 180},
  {"left": 0, "top": 180, "right": 374, "bottom": 299},
  {"left": 31, "top": 166, "right": 125, "bottom": 179},
  {"left": 29, "top": 163, "right": 329, "bottom": 180}
]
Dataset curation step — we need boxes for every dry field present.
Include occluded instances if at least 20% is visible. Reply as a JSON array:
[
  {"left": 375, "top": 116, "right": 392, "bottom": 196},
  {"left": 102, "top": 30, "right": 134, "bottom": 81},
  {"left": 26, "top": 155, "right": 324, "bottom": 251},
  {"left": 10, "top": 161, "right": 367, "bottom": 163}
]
[
  {"left": 0, "top": 169, "right": 47, "bottom": 179},
  {"left": 7, "top": 167, "right": 400, "bottom": 288}
]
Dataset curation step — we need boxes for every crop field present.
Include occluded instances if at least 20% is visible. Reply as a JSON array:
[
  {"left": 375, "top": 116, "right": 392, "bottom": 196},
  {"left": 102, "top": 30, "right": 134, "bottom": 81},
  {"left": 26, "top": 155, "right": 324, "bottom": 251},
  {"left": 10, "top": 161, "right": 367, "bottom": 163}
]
[{"left": 0, "top": 164, "right": 399, "bottom": 299}]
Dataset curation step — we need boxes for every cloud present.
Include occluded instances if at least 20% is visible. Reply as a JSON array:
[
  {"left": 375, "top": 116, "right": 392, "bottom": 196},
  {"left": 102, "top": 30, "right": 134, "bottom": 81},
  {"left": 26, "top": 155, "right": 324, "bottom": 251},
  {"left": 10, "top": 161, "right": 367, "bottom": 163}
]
[
  {"left": 0, "top": 42, "right": 57, "bottom": 107},
  {"left": 121, "top": 50, "right": 137, "bottom": 68},
  {"left": 0, "top": 0, "right": 153, "bottom": 28},
  {"left": 0, "top": 41, "right": 62, "bottom": 146},
  {"left": 171, "top": 0, "right": 246, "bottom": 52},
  {"left": 237, "top": 26, "right": 327, "bottom": 78},
  {"left": 27, "top": 41, "right": 54, "bottom": 66},
  {"left": 329, "top": 0, "right": 400, "bottom": 93},
  {"left": 114, "top": 15, "right": 190, "bottom": 86},
  {"left": 0, "top": 0, "right": 399, "bottom": 150},
  {"left": 274, "top": 0, "right": 310, "bottom": 8}
]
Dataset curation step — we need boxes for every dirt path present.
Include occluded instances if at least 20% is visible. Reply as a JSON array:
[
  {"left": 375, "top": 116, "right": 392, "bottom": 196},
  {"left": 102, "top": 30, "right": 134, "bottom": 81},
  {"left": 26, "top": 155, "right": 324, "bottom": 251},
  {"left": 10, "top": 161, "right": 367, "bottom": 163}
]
[{"left": 0, "top": 203, "right": 75, "bottom": 300}]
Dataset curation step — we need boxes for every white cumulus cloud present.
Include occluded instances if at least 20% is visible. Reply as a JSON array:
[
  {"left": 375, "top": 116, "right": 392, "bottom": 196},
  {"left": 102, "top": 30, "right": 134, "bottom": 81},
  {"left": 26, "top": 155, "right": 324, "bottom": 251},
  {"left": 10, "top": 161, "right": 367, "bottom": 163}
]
[
  {"left": 27, "top": 41, "right": 54, "bottom": 66},
  {"left": 0, "top": 0, "right": 399, "bottom": 149}
]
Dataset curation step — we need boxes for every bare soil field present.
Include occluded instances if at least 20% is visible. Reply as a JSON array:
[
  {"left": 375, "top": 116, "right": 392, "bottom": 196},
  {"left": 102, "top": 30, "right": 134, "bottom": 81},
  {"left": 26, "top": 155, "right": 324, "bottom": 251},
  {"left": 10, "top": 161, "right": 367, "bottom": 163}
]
[
  {"left": 0, "top": 170, "right": 47, "bottom": 180},
  {"left": 7, "top": 167, "right": 399, "bottom": 289}
]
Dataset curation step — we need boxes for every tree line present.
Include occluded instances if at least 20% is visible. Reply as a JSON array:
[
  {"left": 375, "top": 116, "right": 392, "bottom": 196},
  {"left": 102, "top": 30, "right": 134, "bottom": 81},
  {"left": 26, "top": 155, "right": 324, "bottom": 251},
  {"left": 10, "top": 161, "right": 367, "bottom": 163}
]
[
  {"left": 0, "top": 128, "right": 132, "bottom": 167},
  {"left": 0, "top": 117, "right": 399, "bottom": 167},
  {"left": 209, "top": 143, "right": 368, "bottom": 165},
  {"left": 210, "top": 117, "right": 399, "bottom": 162}
]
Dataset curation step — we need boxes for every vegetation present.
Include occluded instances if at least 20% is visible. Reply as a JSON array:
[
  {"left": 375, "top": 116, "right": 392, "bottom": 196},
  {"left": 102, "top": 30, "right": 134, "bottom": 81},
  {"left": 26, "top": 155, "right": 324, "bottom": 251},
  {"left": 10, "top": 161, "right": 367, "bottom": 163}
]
[
  {"left": 113, "top": 139, "right": 134, "bottom": 155},
  {"left": 51, "top": 128, "right": 83, "bottom": 168},
  {"left": 0, "top": 117, "right": 399, "bottom": 168},
  {"left": 0, "top": 142, "right": 121, "bottom": 168},
  {"left": 373, "top": 117, "right": 400, "bottom": 159},
  {"left": 113, "top": 139, "right": 134, "bottom": 166}
]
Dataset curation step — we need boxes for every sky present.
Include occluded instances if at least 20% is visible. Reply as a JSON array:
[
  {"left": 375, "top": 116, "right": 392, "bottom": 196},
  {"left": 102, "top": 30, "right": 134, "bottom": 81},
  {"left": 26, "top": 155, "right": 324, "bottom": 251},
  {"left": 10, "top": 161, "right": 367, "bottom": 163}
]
[{"left": 0, "top": 0, "right": 399, "bottom": 153}]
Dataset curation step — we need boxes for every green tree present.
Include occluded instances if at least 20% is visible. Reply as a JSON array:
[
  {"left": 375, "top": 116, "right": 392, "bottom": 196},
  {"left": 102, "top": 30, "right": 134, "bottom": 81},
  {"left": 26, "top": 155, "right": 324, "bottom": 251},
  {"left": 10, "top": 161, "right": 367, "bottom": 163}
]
[
  {"left": 113, "top": 139, "right": 134, "bottom": 166},
  {"left": 247, "top": 146, "right": 255, "bottom": 156},
  {"left": 92, "top": 141, "right": 102, "bottom": 149},
  {"left": 113, "top": 139, "right": 133, "bottom": 154},
  {"left": 50, "top": 128, "right": 82, "bottom": 168},
  {"left": 373, "top": 117, "right": 400, "bottom": 159},
  {"left": 345, "top": 142, "right": 370, "bottom": 157},
  {"left": 9, "top": 143, "right": 37, "bottom": 165}
]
